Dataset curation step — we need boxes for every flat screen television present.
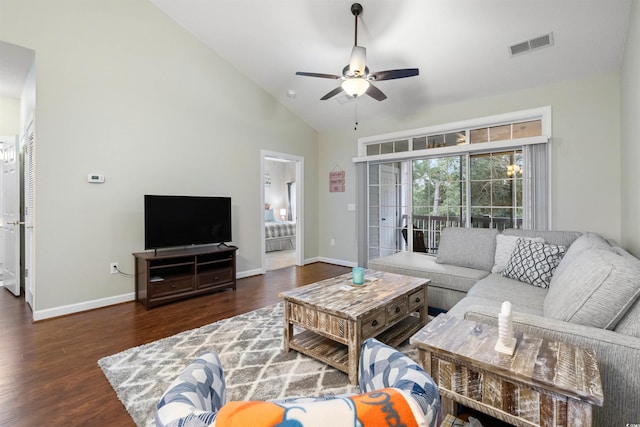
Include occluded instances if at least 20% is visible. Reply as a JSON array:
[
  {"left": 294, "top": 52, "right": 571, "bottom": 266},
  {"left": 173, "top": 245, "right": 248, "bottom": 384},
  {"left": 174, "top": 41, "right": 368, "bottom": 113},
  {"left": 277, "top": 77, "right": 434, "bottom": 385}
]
[{"left": 144, "top": 195, "right": 232, "bottom": 250}]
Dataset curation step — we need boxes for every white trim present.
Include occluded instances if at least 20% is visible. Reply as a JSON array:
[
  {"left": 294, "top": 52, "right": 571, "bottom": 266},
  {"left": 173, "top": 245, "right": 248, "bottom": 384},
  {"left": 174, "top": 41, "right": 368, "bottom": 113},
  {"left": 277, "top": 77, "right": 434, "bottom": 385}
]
[
  {"left": 237, "top": 268, "right": 262, "bottom": 279},
  {"left": 32, "top": 292, "right": 135, "bottom": 321},
  {"left": 353, "top": 135, "right": 548, "bottom": 163},
  {"left": 31, "top": 265, "right": 287, "bottom": 320},
  {"left": 354, "top": 106, "right": 552, "bottom": 160},
  {"left": 316, "top": 256, "right": 356, "bottom": 268}
]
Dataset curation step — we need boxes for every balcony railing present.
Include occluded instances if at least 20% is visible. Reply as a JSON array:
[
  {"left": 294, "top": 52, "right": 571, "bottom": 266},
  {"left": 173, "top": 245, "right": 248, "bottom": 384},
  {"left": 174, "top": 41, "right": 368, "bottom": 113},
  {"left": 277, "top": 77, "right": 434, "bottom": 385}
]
[{"left": 404, "top": 215, "right": 522, "bottom": 254}]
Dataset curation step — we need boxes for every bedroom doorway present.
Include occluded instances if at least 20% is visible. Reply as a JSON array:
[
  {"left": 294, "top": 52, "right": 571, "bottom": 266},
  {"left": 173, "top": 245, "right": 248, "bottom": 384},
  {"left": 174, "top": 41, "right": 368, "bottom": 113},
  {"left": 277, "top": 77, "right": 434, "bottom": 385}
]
[{"left": 261, "top": 150, "right": 304, "bottom": 272}]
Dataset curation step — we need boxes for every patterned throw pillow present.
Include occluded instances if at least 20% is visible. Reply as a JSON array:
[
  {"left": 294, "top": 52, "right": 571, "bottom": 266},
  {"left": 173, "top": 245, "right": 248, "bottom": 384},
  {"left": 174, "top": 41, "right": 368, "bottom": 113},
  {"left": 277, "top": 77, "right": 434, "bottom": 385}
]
[
  {"left": 491, "top": 234, "right": 545, "bottom": 273},
  {"left": 501, "top": 238, "right": 567, "bottom": 288}
]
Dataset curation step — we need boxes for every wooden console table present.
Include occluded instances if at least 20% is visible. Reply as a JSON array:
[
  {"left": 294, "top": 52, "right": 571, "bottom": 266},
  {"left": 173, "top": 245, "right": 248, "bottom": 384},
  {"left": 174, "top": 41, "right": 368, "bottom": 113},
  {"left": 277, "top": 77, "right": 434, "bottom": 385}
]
[
  {"left": 280, "top": 270, "right": 428, "bottom": 384},
  {"left": 410, "top": 314, "right": 603, "bottom": 427}
]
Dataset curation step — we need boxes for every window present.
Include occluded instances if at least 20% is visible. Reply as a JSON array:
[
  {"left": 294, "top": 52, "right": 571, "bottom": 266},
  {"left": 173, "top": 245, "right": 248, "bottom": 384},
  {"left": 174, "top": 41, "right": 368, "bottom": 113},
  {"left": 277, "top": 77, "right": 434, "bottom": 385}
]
[
  {"left": 355, "top": 108, "right": 550, "bottom": 262},
  {"left": 411, "top": 156, "right": 465, "bottom": 253},
  {"left": 469, "top": 150, "right": 523, "bottom": 229}
]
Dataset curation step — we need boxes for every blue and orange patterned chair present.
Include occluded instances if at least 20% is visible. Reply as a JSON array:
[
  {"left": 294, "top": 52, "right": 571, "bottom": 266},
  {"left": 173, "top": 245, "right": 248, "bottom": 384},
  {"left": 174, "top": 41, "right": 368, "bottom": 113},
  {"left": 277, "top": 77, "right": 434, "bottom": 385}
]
[{"left": 156, "top": 338, "right": 440, "bottom": 427}]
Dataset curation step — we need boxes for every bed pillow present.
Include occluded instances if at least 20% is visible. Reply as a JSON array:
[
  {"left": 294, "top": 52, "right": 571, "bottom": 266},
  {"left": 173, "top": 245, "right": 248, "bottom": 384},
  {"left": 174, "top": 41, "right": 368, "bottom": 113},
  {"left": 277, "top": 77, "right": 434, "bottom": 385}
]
[
  {"left": 264, "top": 209, "right": 275, "bottom": 222},
  {"left": 501, "top": 238, "right": 566, "bottom": 288},
  {"left": 491, "top": 234, "right": 544, "bottom": 273}
]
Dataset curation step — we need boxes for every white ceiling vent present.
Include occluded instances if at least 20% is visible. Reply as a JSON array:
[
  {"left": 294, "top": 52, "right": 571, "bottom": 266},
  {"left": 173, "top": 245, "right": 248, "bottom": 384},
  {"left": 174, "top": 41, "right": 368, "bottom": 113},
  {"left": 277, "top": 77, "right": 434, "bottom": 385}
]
[{"left": 509, "top": 32, "right": 554, "bottom": 57}]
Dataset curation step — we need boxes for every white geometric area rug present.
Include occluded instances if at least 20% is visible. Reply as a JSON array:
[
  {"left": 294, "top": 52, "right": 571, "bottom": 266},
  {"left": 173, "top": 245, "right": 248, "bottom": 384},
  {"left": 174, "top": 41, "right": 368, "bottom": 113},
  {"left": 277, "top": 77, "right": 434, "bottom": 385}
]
[{"left": 98, "top": 303, "right": 416, "bottom": 427}]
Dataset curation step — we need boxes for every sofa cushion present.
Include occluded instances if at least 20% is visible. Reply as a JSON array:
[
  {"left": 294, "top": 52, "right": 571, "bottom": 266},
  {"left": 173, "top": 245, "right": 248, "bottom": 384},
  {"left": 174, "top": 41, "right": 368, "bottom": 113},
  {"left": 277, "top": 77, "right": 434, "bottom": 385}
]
[
  {"left": 436, "top": 227, "right": 499, "bottom": 271},
  {"left": 447, "top": 293, "right": 545, "bottom": 319},
  {"left": 502, "top": 229, "right": 581, "bottom": 248},
  {"left": 368, "top": 251, "right": 489, "bottom": 294},
  {"left": 552, "top": 232, "right": 613, "bottom": 282},
  {"left": 491, "top": 234, "right": 544, "bottom": 273},
  {"left": 614, "top": 297, "right": 640, "bottom": 338},
  {"left": 502, "top": 238, "right": 567, "bottom": 288},
  {"left": 544, "top": 247, "right": 640, "bottom": 329},
  {"left": 466, "top": 273, "right": 547, "bottom": 314}
]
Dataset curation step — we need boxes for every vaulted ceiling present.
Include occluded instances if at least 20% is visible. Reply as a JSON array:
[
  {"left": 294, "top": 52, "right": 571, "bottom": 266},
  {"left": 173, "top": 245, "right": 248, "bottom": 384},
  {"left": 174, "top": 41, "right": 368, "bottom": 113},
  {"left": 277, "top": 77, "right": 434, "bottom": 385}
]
[
  {"left": 1, "top": 1, "right": 632, "bottom": 133},
  {"left": 148, "top": 0, "right": 631, "bottom": 132}
]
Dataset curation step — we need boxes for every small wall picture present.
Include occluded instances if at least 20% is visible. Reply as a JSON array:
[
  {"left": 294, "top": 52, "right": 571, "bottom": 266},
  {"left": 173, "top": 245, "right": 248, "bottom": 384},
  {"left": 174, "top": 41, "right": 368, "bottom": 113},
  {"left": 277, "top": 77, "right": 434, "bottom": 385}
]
[{"left": 329, "top": 171, "right": 345, "bottom": 192}]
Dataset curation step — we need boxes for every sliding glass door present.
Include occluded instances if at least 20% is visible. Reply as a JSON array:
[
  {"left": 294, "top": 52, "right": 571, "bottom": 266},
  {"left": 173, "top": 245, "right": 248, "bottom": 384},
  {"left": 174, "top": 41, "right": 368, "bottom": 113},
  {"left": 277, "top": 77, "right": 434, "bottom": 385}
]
[
  {"left": 368, "top": 162, "right": 409, "bottom": 259},
  {"left": 367, "top": 150, "right": 524, "bottom": 260}
]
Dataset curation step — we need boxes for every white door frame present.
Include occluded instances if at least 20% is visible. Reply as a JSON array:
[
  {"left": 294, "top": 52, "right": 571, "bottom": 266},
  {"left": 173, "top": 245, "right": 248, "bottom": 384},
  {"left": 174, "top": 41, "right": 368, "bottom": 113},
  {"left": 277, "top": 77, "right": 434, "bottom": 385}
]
[{"left": 260, "top": 150, "right": 304, "bottom": 272}]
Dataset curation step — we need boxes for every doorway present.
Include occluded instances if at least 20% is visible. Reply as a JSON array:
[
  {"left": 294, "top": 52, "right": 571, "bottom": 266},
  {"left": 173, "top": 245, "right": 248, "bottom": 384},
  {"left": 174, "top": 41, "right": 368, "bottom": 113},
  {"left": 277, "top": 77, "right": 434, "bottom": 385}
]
[
  {"left": 0, "top": 41, "right": 36, "bottom": 312},
  {"left": 261, "top": 151, "right": 304, "bottom": 272}
]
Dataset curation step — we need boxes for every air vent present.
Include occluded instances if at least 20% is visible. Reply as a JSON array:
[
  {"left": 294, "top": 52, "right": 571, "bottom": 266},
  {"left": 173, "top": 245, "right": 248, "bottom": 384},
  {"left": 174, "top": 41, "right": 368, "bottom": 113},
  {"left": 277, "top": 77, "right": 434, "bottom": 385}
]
[
  {"left": 509, "top": 32, "right": 554, "bottom": 57},
  {"left": 335, "top": 94, "right": 356, "bottom": 105}
]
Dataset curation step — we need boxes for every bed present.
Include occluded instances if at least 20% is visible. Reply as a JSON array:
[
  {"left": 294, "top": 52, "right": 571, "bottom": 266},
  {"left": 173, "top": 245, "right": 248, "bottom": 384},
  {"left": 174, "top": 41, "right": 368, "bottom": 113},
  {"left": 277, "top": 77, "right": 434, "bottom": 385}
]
[{"left": 264, "top": 209, "right": 296, "bottom": 252}]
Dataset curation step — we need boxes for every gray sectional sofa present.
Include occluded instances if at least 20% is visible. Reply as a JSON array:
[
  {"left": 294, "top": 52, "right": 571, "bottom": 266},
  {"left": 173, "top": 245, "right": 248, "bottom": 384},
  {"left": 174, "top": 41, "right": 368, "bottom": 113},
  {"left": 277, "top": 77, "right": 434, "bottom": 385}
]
[{"left": 368, "top": 227, "right": 640, "bottom": 426}]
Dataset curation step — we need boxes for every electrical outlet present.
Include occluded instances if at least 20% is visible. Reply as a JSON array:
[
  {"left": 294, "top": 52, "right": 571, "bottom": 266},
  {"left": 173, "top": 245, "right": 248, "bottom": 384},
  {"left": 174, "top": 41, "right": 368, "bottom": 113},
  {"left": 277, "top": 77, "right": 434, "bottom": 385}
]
[
  {"left": 110, "top": 262, "right": 119, "bottom": 274},
  {"left": 330, "top": 238, "right": 335, "bottom": 246}
]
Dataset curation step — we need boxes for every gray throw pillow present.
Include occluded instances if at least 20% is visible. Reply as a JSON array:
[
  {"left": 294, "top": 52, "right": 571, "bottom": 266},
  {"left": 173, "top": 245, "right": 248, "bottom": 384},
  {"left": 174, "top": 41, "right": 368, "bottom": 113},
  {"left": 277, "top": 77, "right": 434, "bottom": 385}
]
[
  {"left": 435, "top": 227, "right": 499, "bottom": 271},
  {"left": 544, "top": 247, "right": 640, "bottom": 329},
  {"left": 501, "top": 238, "right": 566, "bottom": 288}
]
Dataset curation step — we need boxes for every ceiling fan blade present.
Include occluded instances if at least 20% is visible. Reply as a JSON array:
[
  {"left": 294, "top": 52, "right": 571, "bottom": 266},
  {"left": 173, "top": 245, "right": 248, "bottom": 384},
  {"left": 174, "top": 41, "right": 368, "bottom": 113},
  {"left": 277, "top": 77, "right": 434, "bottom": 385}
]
[
  {"left": 366, "top": 83, "right": 387, "bottom": 101},
  {"left": 370, "top": 68, "right": 419, "bottom": 81},
  {"left": 296, "top": 71, "right": 341, "bottom": 79},
  {"left": 320, "top": 86, "right": 344, "bottom": 100}
]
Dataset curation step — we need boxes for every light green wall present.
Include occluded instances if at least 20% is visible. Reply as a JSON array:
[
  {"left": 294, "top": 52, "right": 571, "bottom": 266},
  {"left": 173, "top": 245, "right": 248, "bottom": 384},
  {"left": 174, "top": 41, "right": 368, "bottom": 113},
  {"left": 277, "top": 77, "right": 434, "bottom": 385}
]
[
  {"left": 0, "top": 0, "right": 319, "bottom": 314},
  {"left": 0, "top": 96, "right": 20, "bottom": 135},
  {"left": 319, "top": 72, "right": 622, "bottom": 263},
  {"left": 621, "top": 0, "right": 640, "bottom": 257}
]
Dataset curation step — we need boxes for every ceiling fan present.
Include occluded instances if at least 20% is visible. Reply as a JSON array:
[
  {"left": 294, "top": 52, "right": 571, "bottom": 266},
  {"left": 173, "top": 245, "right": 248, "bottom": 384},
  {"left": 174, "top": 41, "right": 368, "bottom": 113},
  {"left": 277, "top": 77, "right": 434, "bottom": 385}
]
[{"left": 296, "top": 2, "right": 419, "bottom": 101}]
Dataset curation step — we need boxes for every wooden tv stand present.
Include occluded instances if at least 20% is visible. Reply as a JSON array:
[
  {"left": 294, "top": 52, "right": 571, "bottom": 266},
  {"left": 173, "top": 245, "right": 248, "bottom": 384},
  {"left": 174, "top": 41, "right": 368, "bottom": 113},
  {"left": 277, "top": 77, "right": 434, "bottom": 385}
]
[{"left": 133, "top": 245, "right": 237, "bottom": 309}]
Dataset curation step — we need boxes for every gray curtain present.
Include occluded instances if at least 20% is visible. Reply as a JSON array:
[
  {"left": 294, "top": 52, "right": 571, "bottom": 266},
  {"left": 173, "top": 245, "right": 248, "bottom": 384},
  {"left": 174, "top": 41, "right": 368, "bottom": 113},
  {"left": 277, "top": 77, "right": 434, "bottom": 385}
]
[
  {"left": 524, "top": 143, "right": 550, "bottom": 230},
  {"left": 356, "top": 162, "right": 368, "bottom": 267}
]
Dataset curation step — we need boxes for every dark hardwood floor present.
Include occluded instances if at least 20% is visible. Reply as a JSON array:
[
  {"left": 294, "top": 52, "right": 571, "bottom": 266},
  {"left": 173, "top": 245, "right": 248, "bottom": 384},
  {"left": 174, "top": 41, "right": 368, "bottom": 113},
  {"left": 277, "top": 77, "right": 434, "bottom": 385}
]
[{"left": 0, "top": 262, "right": 349, "bottom": 427}]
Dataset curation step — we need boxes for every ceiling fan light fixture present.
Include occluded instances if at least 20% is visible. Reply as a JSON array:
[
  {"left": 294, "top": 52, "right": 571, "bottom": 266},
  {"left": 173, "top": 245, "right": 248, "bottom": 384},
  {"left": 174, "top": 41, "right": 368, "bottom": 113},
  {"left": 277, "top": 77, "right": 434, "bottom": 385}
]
[
  {"left": 348, "top": 46, "right": 367, "bottom": 76},
  {"left": 341, "top": 78, "right": 370, "bottom": 97},
  {"left": 295, "top": 3, "right": 418, "bottom": 102}
]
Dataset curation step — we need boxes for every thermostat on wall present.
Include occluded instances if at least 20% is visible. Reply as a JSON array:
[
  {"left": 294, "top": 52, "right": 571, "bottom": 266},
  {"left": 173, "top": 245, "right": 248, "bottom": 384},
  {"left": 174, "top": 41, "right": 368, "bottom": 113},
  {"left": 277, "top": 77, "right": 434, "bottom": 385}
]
[{"left": 88, "top": 174, "right": 105, "bottom": 183}]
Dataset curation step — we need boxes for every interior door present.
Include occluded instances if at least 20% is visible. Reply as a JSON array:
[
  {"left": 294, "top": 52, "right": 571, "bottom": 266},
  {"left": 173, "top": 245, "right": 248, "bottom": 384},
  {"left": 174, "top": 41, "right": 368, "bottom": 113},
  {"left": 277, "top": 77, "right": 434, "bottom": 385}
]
[{"left": 2, "top": 136, "right": 21, "bottom": 296}]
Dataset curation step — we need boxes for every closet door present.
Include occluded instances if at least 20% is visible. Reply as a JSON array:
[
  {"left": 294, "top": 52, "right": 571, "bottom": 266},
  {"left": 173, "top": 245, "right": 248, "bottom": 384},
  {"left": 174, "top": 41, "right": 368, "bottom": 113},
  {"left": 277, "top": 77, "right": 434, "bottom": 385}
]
[{"left": 24, "top": 121, "right": 35, "bottom": 308}]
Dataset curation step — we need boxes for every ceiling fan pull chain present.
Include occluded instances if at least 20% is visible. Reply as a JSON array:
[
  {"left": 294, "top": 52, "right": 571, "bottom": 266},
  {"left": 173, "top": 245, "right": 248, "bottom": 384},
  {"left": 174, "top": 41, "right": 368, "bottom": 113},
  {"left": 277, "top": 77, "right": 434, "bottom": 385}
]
[{"left": 354, "top": 101, "right": 359, "bottom": 131}]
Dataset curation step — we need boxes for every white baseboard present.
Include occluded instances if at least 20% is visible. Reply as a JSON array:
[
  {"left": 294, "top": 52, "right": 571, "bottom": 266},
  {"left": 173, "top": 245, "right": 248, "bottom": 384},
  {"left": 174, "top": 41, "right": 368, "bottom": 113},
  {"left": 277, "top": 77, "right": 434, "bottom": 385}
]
[
  {"left": 316, "top": 257, "right": 356, "bottom": 268},
  {"left": 33, "top": 292, "right": 135, "bottom": 321},
  {"left": 31, "top": 260, "right": 354, "bottom": 321},
  {"left": 237, "top": 268, "right": 262, "bottom": 279}
]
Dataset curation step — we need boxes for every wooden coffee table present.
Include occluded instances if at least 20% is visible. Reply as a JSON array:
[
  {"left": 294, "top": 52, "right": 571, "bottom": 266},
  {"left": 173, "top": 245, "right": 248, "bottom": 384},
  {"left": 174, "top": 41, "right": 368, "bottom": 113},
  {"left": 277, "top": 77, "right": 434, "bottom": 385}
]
[
  {"left": 410, "top": 314, "right": 604, "bottom": 427},
  {"left": 280, "top": 270, "right": 429, "bottom": 384}
]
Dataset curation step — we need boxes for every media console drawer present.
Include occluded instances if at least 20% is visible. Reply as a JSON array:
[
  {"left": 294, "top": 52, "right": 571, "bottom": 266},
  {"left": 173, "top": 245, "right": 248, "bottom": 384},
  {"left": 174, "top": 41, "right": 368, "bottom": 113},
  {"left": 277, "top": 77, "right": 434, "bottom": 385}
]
[
  {"left": 150, "top": 277, "right": 194, "bottom": 298},
  {"left": 198, "top": 268, "right": 233, "bottom": 288}
]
